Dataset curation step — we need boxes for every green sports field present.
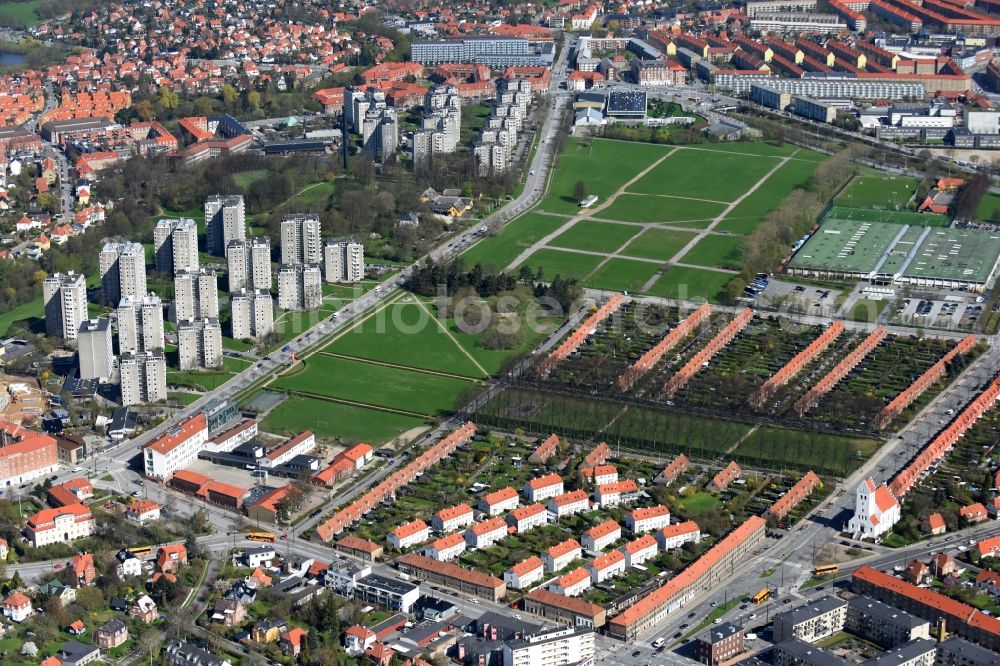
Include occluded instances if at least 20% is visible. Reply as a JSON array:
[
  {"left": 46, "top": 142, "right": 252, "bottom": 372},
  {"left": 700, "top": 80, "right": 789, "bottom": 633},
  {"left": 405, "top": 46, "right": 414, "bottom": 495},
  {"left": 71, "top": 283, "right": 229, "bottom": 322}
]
[
  {"left": 835, "top": 174, "right": 918, "bottom": 210},
  {"left": 261, "top": 395, "right": 427, "bottom": 442},
  {"left": 0, "top": 0, "right": 43, "bottom": 26},
  {"left": 324, "top": 301, "right": 488, "bottom": 378},
  {"left": 272, "top": 354, "right": 478, "bottom": 416}
]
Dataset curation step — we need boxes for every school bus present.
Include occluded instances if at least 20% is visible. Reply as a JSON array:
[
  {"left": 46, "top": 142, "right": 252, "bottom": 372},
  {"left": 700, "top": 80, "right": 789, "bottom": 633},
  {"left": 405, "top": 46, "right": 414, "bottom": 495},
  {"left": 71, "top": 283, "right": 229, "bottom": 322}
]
[
  {"left": 247, "top": 532, "right": 276, "bottom": 543},
  {"left": 814, "top": 564, "right": 839, "bottom": 576},
  {"left": 752, "top": 588, "right": 770, "bottom": 605},
  {"left": 127, "top": 545, "right": 153, "bottom": 557}
]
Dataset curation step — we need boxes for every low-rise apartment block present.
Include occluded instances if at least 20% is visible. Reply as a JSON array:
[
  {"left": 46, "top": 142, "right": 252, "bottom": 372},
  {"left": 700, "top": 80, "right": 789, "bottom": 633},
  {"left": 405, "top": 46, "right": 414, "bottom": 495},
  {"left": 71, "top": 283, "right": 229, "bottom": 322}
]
[
  {"left": 25, "top": 503, "right": 95, "bottom": 547},
  {"left": 586, "top": 550, "right": 626, "bottom": 584},
  {"left": 543, "top": 539, "right": 582, "bottom": 573},
  {"left": 396, "top": 553, "right": 506, "bottom": 602},
  {"left": 594, "top": 480, "right": 640, "bottom": 507},
  {"left": 549, "top": 489, "right": 590, "bottom": 518},
  {"left": 846, "top": 595, "right": 931, "bottom": 647},
  {"left": 523, "top": 588, "right": 607, "bottom": 630},
  {"left": 479, "top": 487, "right": 519, "bottom": 516},
  {"left": 626, "top": 505, "right": 671, "bottom": 533},
  {"left": 621, "top": 534, "right": 659, "bottom": 568},
  {"left": 466, "top": 516, "right": 509, "bottom": 549},
  {"left": 654, "top": 454, "right": 690, "bottom": 486},
  {"left": 656, "top": 520, "right": 702, "bottom": 550},
  {"left": 507, "top": 503, "right": 548, "bottom": 533},
  {"left": 424, "top": 533, "right": 466, "bottom": 562},
  {"left": 773, "top": 595, "right": 848, "bottom": 643},
  {"left": 433, "top": 504, "right": 475, "bottom": 532},
  {"left": 388, "top": 520, "right": 430, "bottom": 550},
  {"left": 552, "top": 567, "right": 591, "bottom": 597},
  {"left": 582, "top": 520, "right": 622, "bottom": 552},
  {"left": 524, "top": 473, "right": 564, "bottom": 502},
  {"left": 505, "top": 555, "right": 545, "bottom": 590}
]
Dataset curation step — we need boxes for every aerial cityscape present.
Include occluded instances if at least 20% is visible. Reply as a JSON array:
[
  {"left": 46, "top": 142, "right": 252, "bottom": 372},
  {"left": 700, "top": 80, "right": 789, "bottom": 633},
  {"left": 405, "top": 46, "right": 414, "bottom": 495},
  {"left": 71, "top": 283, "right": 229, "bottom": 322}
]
[{"left": 0, "top": 0, "right": 998, "bottom": 665}]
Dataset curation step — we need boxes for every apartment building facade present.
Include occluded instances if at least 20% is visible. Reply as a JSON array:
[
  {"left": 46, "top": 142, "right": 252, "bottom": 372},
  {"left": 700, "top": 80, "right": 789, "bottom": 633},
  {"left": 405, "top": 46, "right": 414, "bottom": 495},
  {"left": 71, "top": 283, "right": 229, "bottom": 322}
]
[
  {"left": 323, "top": 239, "right": 365, "bottom": 283},
  {"left": 280, "top": 214, "right": 321, "bottom": 266},
  {"left": 174, "top": 268, "right": 220, "bottom": 322},
  {"left": 177, "top": 318, "right": 223, "bottom": 371},
  {"left": 120, "top": 351, "right": 167, "bottom": 406},
  {"left": 227, "top": 237, "right": 273, "bottom": 292},
  {"left": 277, "top": 264, "right": 322, "bottom": 311},
  {"left": 117, "top": 294, "right": 165, "bottom": 355},
  {"left": 99, "top": 241, "right": 147, "bottom": 305},
  {"left": 205, "top": 194, "right": 246, "bottom": 256},
  {"left": 153, "top": 218, "right": 199, "bottom": 275},
  {"left": 77, "top": 318, "right": 113, "bottom": 381},
  {"left": 230, "top": 289, "right": 274, "bottom": 340},
  {"left": 143, "top": 414, "right": 209, "bottom": 479},
  {"left": 43, "top": 272, "right": 87, "bottom": 340},
  {"left": 0, "top": 422, "right": 58, "bottom": 487}
]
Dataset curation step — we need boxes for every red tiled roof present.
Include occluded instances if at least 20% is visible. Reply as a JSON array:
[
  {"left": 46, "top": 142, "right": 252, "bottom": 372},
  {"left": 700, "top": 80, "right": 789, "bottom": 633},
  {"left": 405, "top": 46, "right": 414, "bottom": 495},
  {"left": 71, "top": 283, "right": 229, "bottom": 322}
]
[
  {"left": 482, "top": 486, "right": 518, "bottom": 505},
  {"left": 144, "top": 414, "right": 207, "bottom": 455},
  {"left": 391, "top": 520, "right": 428, "bottom": 539},
  {"left": 551, "top": 489, "right": 588, "bottom": 507},
  {"left": 546, "top": 538, "right": 582, "bottom": 558},
  {"left": 527, "top": 473, "right": 562, "bottom": 490},
  {"left": 509, "top": 555, "right": 543, "bottom": 576}
]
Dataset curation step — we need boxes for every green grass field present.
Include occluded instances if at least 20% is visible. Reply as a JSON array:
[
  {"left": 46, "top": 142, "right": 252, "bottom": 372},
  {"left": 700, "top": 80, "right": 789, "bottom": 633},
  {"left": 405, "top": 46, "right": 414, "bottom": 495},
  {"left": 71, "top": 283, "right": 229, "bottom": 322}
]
[
  {"left": 645, "top": 266, "right": 733, "bottom": 302},
  {"left": 835, "top": 175, "right": 919, "bottom": 210},
  {"left": 0, "top": 296, "right": 42, "bottom": 336},
  {"left": 976, "top": 192, "right": 1000, "bottom": 222},
  {"left": 597, "top": 194, "right": 727, "bottom": 225},
  {"left": 583, "top": 258, "right": 661, "bottom": 293},
  {"left": 686, "top": 142, "right": 811, "bottom": 159},
  {"left": 620, "top": 228, "right": 698, "bottom": 261},
  {"left": 676, "top": 235, "right": 744, "bottom": 270},
  {"left": 0, "top": 0, "right": 44, "bottom": 26},
  {"left": 272, "top": 354, "right": 478, "bottom": 416},
  {"left": 233, "top": 170, "right": 270, "bottom": 189},
  {"left": 717, "top": 159, "right": 822, "bottom": 234},
  {"left": 461, "top": 213, "right": 568, "bottom": 271},
  {"left": 513, "top": 248, "right": 604, "bottom": 281},
  {"left": 261, "top": 395, "right": 426, "bottom": 443},
  {"left": 535, "top": 138, "right": 670, "bottom": 214},
  {"left": 323, "top": 301, "right": 487, "bottom": 378},
  {"left": 548, "top": 220, "right": 640, "bottom": 253},
  {"left": 628, "top": 148, "right": 781, "bottom": 203}
]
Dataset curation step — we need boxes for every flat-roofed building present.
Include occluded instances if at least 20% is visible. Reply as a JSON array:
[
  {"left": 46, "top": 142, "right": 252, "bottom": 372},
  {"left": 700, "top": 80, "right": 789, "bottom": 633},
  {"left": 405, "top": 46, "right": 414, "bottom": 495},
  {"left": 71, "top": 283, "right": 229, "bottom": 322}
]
[
  {"left": 774, "top": 596, "right": 848, "bottom": 643},
  {"left": 502, "top": 627, "right": 596, "bottom": 666},
  {"left": 142, "top": 414, "right": 209, "bottom": 479},
  {"left": 204, "top": 194, "right": 246, "bottom": 257},
  {"left": 153, "top": 218, "right": 198, "bottom": 275},
  {"left": 99, "top": 241, "right": 146, "bottom": 306},
  {"left": 846, "top": 595, "right": 931, "bottom": 647},
  {"left": 696, "top": 622, "right": 745, "bottom": 666},
  {"left": 43, "top": 272, "right": 87, "bottom": 341},
  {"left": 354, "top": 573, "right": 420, "bottom": 613},
  {"left": 77, "top": 318, "right": 113, "bottom": 382}
]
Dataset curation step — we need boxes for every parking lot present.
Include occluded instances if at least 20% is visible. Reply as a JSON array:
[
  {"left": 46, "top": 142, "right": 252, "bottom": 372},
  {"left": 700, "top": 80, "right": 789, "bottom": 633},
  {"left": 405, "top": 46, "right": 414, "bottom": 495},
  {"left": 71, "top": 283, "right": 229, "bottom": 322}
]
[{"left": 890, "top": 295, "right": 985, "bottom": 329}]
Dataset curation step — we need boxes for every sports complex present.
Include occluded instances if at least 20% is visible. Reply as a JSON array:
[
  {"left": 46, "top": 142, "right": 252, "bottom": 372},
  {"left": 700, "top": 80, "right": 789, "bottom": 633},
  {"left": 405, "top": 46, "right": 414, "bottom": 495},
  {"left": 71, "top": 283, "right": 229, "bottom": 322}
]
[{"left": 789, "top": 210, "right": 1000, "bottom": 292}]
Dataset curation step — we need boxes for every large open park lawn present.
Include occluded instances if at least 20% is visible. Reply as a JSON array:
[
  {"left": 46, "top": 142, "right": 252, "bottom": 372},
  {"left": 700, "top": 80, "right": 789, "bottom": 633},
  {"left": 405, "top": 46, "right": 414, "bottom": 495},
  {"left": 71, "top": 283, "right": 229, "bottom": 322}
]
[
  {"left": 461, "top": 212, "right": 567, "bottom": 271},
  {"left": 261, "top": 395, "right": 426, "bottom": 443},
  {"left": 535, "top": 138, "right": 670, "bottom": 214},
  {"left": 645, "top": 266, "right": 734, "bottom": 302},
  {"left": 597, "top": 193, "right": 727, "bottom": 225},
  {"left": 583, "top": 258, "right": 661, "bottom": 293},
  {"left": 324, "top": 300, "right": 487, "bottom": 378},
  {"left": 620, "top": 228, "right": 698, "bottom": 261},
  {"left": 628, "top": 148, "right": 781, "bottom": 203},
  {"left": 976, "top": 192, "right": 1000, "bottom": 222},
  {"left": 677, "top": 235, "right": 745, "bottom": 270},
  {"left": 272, "top": 354, "right": 478, "bottom": 416},
  {"left": 0, "top": 0, "right": 43, "bottom": 26},
  {"left": 549, "top": 220, "right": 640, "bottom": 253},
  {"left": 716, "top": 159, "right": 823, "bottom": 234},
  {"left": 512, "top": 248, "right": 604, "bottom": 280}
]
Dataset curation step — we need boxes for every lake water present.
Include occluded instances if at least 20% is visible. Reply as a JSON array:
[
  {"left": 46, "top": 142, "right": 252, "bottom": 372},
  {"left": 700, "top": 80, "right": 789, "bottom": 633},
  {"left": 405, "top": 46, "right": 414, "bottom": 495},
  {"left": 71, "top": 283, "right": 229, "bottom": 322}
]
[{"left": 0, "top": 52, "right": 26, "bottom": 66}]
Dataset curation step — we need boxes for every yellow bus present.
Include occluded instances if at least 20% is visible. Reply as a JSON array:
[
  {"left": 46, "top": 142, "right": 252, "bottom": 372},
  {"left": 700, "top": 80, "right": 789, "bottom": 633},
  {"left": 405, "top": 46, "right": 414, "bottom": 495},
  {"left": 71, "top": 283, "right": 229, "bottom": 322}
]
[
  {"left": 127, "top": 545, "right": 153, "bottom": 557},
  {"left": 752, "top": 588, "right": 770, "bottom": 605},
  {"left": 247, "top": 532, "right": 276, "bottom": 543},
  {"left": 814, "top": 564, "right": 839, "bottom": 576}
]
